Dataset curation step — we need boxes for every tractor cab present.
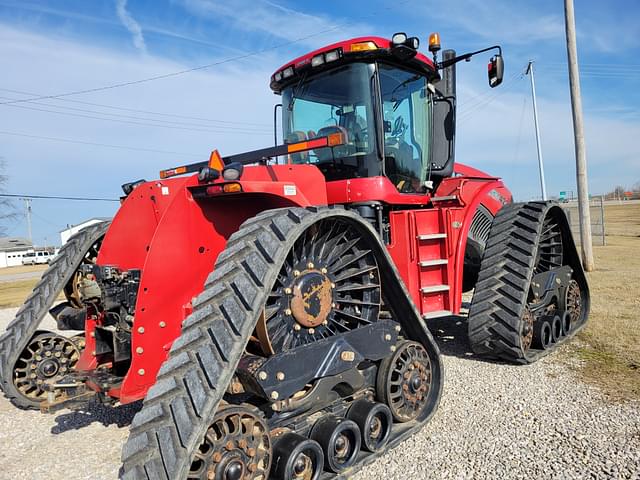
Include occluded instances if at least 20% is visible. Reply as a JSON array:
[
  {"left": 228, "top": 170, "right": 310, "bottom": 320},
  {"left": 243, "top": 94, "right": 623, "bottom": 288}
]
[
  {"left": 271, "top": 34, "right": 503, "bottom": 198},
  {"left": 272, "top": 35, "right": 447, "bottom": 196}
]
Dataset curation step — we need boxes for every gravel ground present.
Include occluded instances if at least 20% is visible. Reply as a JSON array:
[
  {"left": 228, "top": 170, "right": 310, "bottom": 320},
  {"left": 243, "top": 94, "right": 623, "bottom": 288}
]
[{"left": 1, "top": 308, "right": 639, "bottom": 479}]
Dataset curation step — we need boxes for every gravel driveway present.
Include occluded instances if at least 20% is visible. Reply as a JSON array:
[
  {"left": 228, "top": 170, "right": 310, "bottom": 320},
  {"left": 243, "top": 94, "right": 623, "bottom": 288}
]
[{"left": 0, "top": 308, "right": 638, "bottom": 479}]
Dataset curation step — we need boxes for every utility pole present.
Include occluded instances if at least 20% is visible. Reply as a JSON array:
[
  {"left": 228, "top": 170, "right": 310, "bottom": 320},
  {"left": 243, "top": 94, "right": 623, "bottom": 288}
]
[
  {"left": 564, "top": 0, "right": 594, "bottom": 271},
  {"left": 525, "top": 61, "right": 547, "bottom": 201},
  {"left": 22, "top": 198, "right": 32, "bottom": 243}
]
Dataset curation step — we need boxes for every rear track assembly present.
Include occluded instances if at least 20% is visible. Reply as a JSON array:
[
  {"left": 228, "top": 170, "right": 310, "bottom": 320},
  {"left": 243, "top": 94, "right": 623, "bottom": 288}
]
[
  {"left": 467, "top": 201, "right": 589, "bottom": 364},
  {"left": 0, "top": 221, "right": 109, "bottom": 409}
]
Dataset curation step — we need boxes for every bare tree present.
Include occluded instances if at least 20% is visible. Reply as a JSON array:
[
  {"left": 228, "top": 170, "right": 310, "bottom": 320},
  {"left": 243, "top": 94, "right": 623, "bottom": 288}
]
[{"left": 0, "top": 159, "right": 16, "bottom": 236}]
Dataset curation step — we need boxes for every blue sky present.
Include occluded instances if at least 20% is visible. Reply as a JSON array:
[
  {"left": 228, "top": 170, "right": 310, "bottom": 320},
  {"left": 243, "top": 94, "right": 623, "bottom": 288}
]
[{"left": 0, "top": 0, "right": 639, "bottom": 246}]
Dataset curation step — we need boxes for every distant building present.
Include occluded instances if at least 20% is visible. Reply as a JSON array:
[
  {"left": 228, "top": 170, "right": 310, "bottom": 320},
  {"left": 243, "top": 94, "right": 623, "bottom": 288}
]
[
  {"left": 60, "top": 217, "right": 111, "bottom": 246},
  {"left": 0, "top": 237, "right": 33, "bottom": 268}
]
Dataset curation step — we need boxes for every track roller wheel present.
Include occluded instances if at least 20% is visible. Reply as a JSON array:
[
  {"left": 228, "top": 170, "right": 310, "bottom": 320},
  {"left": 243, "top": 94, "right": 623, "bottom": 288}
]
[
  {"left": 271, "top": 433, "right": 324, "bottom": 480},
  {"left": 310, "top": 415, "right": 361, "bottom": 473},
  {"left": 188, "top": 405, "right": 271, "bottom": 480},
  {"left": 376, "top": 340, "right": 432, "bottom": 423},
  {"left": 12, "top": 332, "right": 80, "bottom": 408},
  {"left": 347, "top": 399, "right": 393, "bottom": 452}
]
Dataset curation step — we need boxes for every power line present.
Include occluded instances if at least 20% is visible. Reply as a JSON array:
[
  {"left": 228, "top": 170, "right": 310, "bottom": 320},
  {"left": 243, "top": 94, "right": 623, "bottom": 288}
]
[
  {"left": 0, "top": 87, "right": 273, "bottom": 128},
  {"left": 0, "top": 26, "right": 348, "bottom": 106},
  {"left": 1, "top": 97, "right": 273, "bottom": 135},
  {"left": 0, "top": 193, "right": 119, "bottom": 202},
  {"left": 0, "top": 130, "right": 202, "bottom": 157},
  {"left": 0, "top": 0, "right": 414, "bottom": 106}
]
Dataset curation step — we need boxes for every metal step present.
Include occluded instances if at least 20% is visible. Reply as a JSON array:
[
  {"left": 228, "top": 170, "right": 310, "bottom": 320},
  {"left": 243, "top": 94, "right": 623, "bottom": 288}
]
[
  {"left": 422, "top": 310, "right": 453, "bottom": 319},
  {"left": 420, "top": 284, "right": 450, "bottom": 294},
  {"left": 417, "top": 233, "right": 447, "bottom": 240},
  {"left": 419, "top": 259, "right": 448, "bottom": 267}
]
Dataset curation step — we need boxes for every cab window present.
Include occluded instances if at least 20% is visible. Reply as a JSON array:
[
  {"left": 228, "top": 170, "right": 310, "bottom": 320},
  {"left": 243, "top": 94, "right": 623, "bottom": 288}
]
[{"left": 378, "top": 64, "right": 431, "bottom": 193}]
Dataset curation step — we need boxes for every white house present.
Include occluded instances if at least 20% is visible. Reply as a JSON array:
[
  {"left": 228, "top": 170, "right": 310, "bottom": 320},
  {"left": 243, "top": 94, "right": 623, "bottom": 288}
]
[
  {"left": 0, "top": 237, "right": 34, "bottom": 268},
  {"left": 59, "top": 217, "right": 111, "bottom": 246}
]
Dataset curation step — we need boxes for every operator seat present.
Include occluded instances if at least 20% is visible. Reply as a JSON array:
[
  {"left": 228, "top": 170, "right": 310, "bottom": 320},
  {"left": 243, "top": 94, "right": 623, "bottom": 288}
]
[
  {"left": 286, "top": 130, "right": 308, "bottom": 163},
  {"left": 314, "top": 126, "right": 351, "bottom": 162}
]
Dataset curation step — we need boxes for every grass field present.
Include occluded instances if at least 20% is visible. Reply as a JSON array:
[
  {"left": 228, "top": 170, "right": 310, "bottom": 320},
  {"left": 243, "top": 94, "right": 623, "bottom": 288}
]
[
  {"left": 570, "top": 203, "right": 640, "bottom": 401},
  {"left": 0, "top": 204, "right": 638, "bottom": 400}
]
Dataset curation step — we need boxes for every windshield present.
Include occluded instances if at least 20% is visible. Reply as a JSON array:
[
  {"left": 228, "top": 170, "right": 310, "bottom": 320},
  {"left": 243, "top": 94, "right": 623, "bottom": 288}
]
[
  {"left": 379, "top": 63, "right": 432, "bottom": 193},
  {"left": 282, "top": 63, "right": 381, "bottom": 181}
]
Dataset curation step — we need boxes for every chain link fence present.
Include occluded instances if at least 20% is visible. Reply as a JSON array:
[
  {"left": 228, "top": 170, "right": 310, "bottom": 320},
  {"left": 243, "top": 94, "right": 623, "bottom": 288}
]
[{"left": 560, "top": 196, "right": 606, "bottom": 246}]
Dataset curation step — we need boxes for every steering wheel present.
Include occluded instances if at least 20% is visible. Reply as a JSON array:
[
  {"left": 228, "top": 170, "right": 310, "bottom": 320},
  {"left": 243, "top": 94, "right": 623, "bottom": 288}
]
[{"left": 391, "top": 117, "right": 407, "bottom": 137}]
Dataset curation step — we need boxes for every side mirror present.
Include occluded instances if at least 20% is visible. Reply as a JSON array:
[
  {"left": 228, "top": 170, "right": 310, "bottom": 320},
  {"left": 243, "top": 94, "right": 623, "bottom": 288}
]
[{"left": 488, "top": 54, "right": 504, "bottom": 88}]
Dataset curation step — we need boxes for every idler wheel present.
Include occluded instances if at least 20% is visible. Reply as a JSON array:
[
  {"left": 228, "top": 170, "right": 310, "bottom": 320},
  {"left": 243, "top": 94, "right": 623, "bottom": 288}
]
[
  {"left": 271, "top": 432, "right": 324, "bottom": 480},
  {"left": 12, "top": 332, "right": 80, "bottom": 405},
  {"left": 376, "top": 340, "right": 432, "bottom": 423},
  {"left": 310, "top": 416, "right": 361, "bottom": 473},
  {"left": 188, "top": 406, "right": 271, "bottom": 480},
  {"left": 347, "top": 399, "right": 393, "bottom": 452}
]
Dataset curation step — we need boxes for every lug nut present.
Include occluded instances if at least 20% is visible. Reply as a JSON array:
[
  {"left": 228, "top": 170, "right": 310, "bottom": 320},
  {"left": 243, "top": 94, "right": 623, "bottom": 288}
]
[
  {"left": 395, "top": 325, "right": 402, "bottom": 332},
  {"left": 225, "top": 441, "right": 235, "bottom": 451},
  {"left": 308, "top": 328, "right": 315, "bottom": 334},
  {"left": 331, "top": 283, "right": 336, "bottom": 289},
  {"left": 271, "top": 391, "right": 279, "bottom": 400},
  {"left": 307, "top": 262, "right": 314, "bottom": 269},
  {"left": 45, "top": 351, "right": 52, "bottom": 357},
  {"left": 390, "top": 345, "right": 397, "bottom": 352},
  {"left": 284, "top": 287, "right": 292, "bottom": 295},
  {"left": 138, "top": 327, "right": 145, "bottom": 334},
  {"left": 293, "top": 270, "right": 300, "bottom": 277},
  {"left": 136, "top": 347, "right": 144, "bottom": 354},
  {"left": 258, "top": 371, "right": 267, "bottom": 381},
  {"left": 276, "top": 372, "right": 285, "bottom": 381},
  {"left": 321, "top": 267, "right": 328, "bottom": 274},
  {"left": 247, "top": 448, "right": 257, "bottom": 458},
  {"left": 212, "top": 452, "right": 223, "bottom": 463},
  {"left": 294, "top": 324, "right": 301, "bottom": 331},
  {"left": 385, "top": 334, "right": 392, "bottom": 341},
  {"left": 285, "top": 308, "right": 292, "bottom": 316},
  {"left": 159, "top": 321, "right": 166, "bottom": 328},
  {"left": 138, "top": 369, "right": 145, "bottom": 375}
]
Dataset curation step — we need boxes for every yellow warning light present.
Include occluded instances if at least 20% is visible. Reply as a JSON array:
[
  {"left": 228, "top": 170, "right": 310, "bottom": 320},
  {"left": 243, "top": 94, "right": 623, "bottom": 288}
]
[
  {"left": 222, "top": 183, "right": 242, "bottom": 193},
  {"left": 428, "top": 32, "right": 441, "bottom": 53},
  {"left": 350, "top": 41, "right": 378, "bottom": 52}
]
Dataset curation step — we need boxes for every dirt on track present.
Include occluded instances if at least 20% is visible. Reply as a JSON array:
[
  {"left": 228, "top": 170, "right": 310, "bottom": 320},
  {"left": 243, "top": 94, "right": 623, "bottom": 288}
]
[{"left": 1, "top": 307, "right": 639, "bottom": 480}]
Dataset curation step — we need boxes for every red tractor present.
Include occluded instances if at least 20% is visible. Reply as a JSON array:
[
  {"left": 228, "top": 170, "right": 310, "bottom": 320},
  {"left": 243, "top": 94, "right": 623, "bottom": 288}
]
[{"left": 0, "top": 33, "right": 588, "bottom": 479}]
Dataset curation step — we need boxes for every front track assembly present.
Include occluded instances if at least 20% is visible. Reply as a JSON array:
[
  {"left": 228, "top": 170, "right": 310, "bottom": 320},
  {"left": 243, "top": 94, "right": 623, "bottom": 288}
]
[
  {"left": 121, "top": 207, "right": 443, "bottom": 480},
  {"left": 467, "top": 201, "right": 590, "bottom": 364},
  {"left": 0, "top": 221, "right": 109, "bottom": 408}
]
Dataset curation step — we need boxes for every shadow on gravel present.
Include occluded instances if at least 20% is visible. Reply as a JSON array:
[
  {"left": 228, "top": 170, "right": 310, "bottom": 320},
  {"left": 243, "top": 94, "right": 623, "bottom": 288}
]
[
  {"left": 51, "top": 400, "right": 141, "bottom": 434},
  {"left": 425, "top": 313, "right": 506, "bottom": 365}
]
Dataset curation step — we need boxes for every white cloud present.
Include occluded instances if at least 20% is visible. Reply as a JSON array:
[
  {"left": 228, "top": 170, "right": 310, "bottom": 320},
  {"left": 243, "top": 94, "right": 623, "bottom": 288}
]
[
  {"left": 176, "top": 0, "right": 370, "bottom": 47},
  {"left": 115, "top": 0, "right": 147, "bottom": 54},
  {"left": 0, "top": 23, "right": 281, "bottom": 244}
]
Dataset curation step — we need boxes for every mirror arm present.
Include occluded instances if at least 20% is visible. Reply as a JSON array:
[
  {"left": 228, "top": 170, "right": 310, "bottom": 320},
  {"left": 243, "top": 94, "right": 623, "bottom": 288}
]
[{"left": 437, "top": 45, "right": 502, "bottom": 69}]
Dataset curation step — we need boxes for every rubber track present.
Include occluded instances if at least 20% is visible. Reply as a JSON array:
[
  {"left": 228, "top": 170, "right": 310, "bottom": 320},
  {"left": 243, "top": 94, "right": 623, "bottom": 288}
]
[
  {"left": 0, "top": 221, "right": 110, "bottom": 408},
  {"left": 467, "top": 201, "right": 584, "bottom": 364},
  {"left": 120, "top": 206, "right": 443, "bottom": 479}
]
